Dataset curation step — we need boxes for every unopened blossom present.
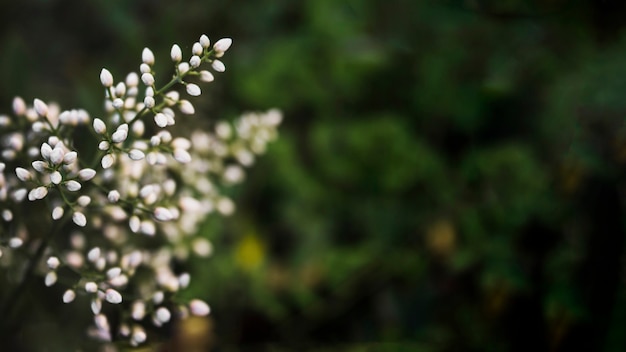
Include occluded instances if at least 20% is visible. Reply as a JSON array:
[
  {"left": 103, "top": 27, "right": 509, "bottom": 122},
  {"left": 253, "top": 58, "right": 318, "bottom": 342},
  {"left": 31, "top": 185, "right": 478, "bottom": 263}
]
[
  {"left": 85, "top": 282, "right": 98, "bottom": 293},
  {"left": 213, "top": 38, "right": 233, "bottom": 53},
  {"left": 52, "top": 206, "right": 64, "bottom": 220},
  {"left": 192, "top": 42, "right": 203, "bottom": 55},
  {"left": 186, "top": 83, "right": 201, "bottom": 96},
  {"left": 100, "top": 69, "right": 114, "bottom": 87},
  {"left": 189, "top": 299, "right": 210, "bottom": 316},
  {"left": 93, "top": 118, "right": 106, "bottom": 134},
  {"left": 63, "top": 290, "right": 76, "bottom": 303},
  {"left": 78, "top": 168, "right": 96, "bottom": 181},
  {"left": 199, "top": 34, "right": 210, "bottom": 48},
  {"left": 170, "top": 44, "right": 182, "bottom": 62},
  {"left": 47, "top": 256, "right": 61, "bottom": 269},
  {"left": 142, "top": 48, "right": 155, "bottom": 65},
  {"left": 44, "top": 271, "right": 57, "bottom": 287},
  {"left": 105, "top": 288, "right": 122, "bottom": 304},
  {"left": 72, "top": 212, "right": 87, "bottom": 227},
  {"left": 211, "top": 59, "right": 226, "bottom": 72}
]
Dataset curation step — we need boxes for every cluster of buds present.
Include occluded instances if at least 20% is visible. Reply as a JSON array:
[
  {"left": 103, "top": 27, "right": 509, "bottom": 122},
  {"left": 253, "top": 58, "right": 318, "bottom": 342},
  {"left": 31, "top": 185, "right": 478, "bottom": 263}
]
[{"left": 0, "top": 34, "right": 281, "bottom": 346}]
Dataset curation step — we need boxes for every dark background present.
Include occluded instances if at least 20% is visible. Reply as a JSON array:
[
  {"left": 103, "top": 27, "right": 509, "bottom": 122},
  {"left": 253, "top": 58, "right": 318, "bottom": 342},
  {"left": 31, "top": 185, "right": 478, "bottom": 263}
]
[{"left": 1, "top": 0, "right": 626, "bottom": 351}]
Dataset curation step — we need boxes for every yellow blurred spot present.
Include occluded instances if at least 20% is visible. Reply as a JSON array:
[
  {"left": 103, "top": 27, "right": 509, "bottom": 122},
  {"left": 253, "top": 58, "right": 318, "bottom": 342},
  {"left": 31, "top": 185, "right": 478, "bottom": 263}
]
[
  {"left": 170, "top": 316, "right": 213, "bottom": 352},
  {"left": 235, "top": 234, "right": 265, "bottom": 271},
  {"left": 425, "top": 219, "right": 456, "bottom": 257}
]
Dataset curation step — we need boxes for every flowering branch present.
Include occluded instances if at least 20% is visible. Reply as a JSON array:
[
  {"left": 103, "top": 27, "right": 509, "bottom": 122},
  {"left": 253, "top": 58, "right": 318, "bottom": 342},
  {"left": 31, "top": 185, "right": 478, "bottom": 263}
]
[{"left": 0, "top": 33, "right": 281, "bottom": 346}]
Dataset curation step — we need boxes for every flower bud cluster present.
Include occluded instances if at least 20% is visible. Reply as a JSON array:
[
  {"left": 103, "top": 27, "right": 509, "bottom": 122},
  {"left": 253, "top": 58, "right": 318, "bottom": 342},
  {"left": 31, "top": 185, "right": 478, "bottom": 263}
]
[{"left": 0, "top": 33, "right": 280, "bottom": 347}]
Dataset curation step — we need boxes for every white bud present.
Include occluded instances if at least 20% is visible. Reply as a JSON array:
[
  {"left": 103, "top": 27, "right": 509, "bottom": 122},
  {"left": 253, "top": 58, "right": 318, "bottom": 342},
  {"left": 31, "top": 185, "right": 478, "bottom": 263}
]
[
  {"left": 49, "top": 147, "right": 64, "bottom": 165},
  {"left": 213, "top": 38, "right": 233, "bottom": 53},
  {"left": 200, "top": 70, "right": 214, "bottom": 82},
  {"left": 132, "top": 301, "right": 146, "bottom": 320},
  {"left": 107, "top": 190, "right": 120, "bottom": 203},
  {"left": 211, "top": 59, "right": 226, "bottom": 72},
  {"left": 173, "top": 149, "right": 192, "bottom": 163},
  {"left": 178, "top": 62, "right": 190, "bottom": 75},
  {"left": 9, "top": 237, "right": 23, "bottom": 248},
  {"left": 112, "top": 98, "right": 124, "bottom": 109},
  {"left": 63, "top": 289, "right": 76, "bottom": 303},
  {"left": 52, "top": 206, "right": 64, "bottom": 220},
  {"left": 13, "top": 97, "right": 26, "bottom": 115},
  {"left": 192, "top": 42, "right": 203, "bottom": 55},
  {"left": 85, "top": 282, "right": 98, "bottom": 293},
  {"left": 111, "top": 125, "right": 129, "bottom": 143},
  {"left": 153, "top": 207, "right": 173, "bottom": 221},
  {"left": 199, "top": 34, "right": 210, "bottom": 48},
  {"left": 63, "top": 151, "right": 77, "bottom": 164},
  {"left": 140, "top": 220, "right": 156, "bottom": 236},
  {"left": 129, "top": 149, "right": 145, "bottom": 160},
  {"left": 91, "top": 299, "right": 102, "bottom": 315},
  {"left": 98, "top": 141, "right": 110, "bottom": 150},
  {"left": 32, "top": 160, "right": 46, "bottom": 173},
  {"left": 155, "top": 307, "right": 171, "bottom": 323},
  {"left": 126, "top": 72, "right": 139, "bottom": 87},
  {"left": 107, "top": 267, "right": 122, "bottom": 279},
  {"left": 170, "top": 44, "right": 182, "bottom": 62},
  {"left": 77, "top": 195, "right": 91, "bottom": 207},
  {"left": 93, "top": 118, "right": 106, "bottom": 134},
  {"left": 186, "top": 83, "right": 201, "bottom": 97},
  {"left": 189, "top": 55, "right": 201, "bottom": 68},
  {"left": 15, "top": 167, "right": 31, "bottom": 181},
  {"left": 142, "top": 48, "right": 155, "bottom": 65},
  {"left": 72, "top": 212, "right": 87, "bottom": 227},
  {"left": 87, "top": 247, "right": 101, "bottom": 262},
  {"left": 101, "top": 154, "right": 115, "bottom": 169},
  {"left": 45, "top": 271, "right": 58, "bottom": 287},
  {"left": 154, "top": 113, "right": 168, "bottom": 128},
  {"left": 131, "top": 326, "right": 147, "bottom": 345},
  {"left": 178, "top": 100, "right": 195, "bottom": 115},
  {"left": 140, "top": 63, "right": 151, "bottom": 74},
  {"left": 178, "top": 273, "right": 190, "bottom": 288},
  {"left": 47, "top": 256, "right": 61, "bottom": 269},
  {"left": 129, "top": 216, "right": 140, "bottom": 233},
  {"left": 189, "top": 299, "right": 210, "bottom": 316},
  {"left": 66, "top": 180, "right": 82, "bottom": 192},
  {"left": 143, "top": 96, "right": 155, "bottom": 108},
  {"left": 28, "top": 186, "right": 48, "bottom": 201},
  {"left": 34, "top": 99, "right": 48, "bottom": 117},
  {"left": 141, "top": 73, "right": 154, "bottom": 86},
  {"left": 100, "top": 68, "right": 114, "bottom": 87},
  {"left": 105, "top": 288, "right": 122, "bottom": 304},
  {"left": 78, "top": 168, "right": 96, "bottom": 181}
]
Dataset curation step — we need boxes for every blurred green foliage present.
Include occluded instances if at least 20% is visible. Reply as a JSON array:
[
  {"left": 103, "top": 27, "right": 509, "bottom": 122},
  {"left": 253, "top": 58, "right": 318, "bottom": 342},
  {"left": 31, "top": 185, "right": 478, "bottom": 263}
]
[{"left": 2, "top": 0, "right": 626, "bottom": 351}]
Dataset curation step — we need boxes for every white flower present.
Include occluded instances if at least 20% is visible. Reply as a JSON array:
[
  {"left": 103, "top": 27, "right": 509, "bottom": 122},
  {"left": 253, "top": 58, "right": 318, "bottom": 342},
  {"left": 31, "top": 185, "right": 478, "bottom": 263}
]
[
  {"left": 78, "top": 168, "right": 96, "bottom": 181},
  {"left": 77, "top": 195, "right": 91, "bottom": 207},
  {"left": 108, "top": 190, "right": 120, "bottom": 203},
  {"left": 170, "top": 44, "right": 182, "bottom": 62},
  {"left": 189, "top": 299, "right": 210, "bottom": 316},
  {"left": 129, "top": 149, "right": 145, "bottom": 160},
  {"left": 131, "top": 326, "right": 147, "bottom": 345},
  {"left": 101, "top": 154, "right": 115, "bottom": 169},
  {"left": 47, "top": 256, "right": 61, "bottom": 269},
  {"left": 13, "top": 97, "right": 26, "bottom": 115},
  {"left": 32, "top": 160, "right": 46, "bottom": 172},
  {"left": 28, "top": 186, "right": 48, "bottom": 201},
  {"left": 98, "top": 141, "right": 110, "bottom": 150},
  {"left": 189, "top": 55, "right": 201, "bottom": 68},
  {"left": 143, "top": 96, "right": 155, "bottom": 108},
  {"left": 132, "top": 301, "right": 146, "bottom": 320},
  {"left": 126, "top": 72, "right": 139, "bottom": 86},
  {"left": 155, "top": 307, "right": 171, "bottom": 323},
  {"left": 87, "top": 247, "right": 101, "bottom": 262},
  {"left": 173, "top": 149, "right": 192, "bottom": 163},
  {"left": 107, "top": 267, "right": 122, "bottom": 279},
  {"left": 178, "top": 100, "right": 195, "bottom": 114},
  {"left": 199, "top": 34, "right": 210, "bottom": 48},
  {"left": 85, "top": 282, "right": 98, "bottom": 293},
  {"left": 154, "top": 207, "right": 173, "bottom": 221},
  {"left": 200, "top": 70, "right": 214, "bottom": 82},
  {"left": 111, "top": 126, "right": 129, "bottom": 143},
  {"left": 45, "top": 271, "right": 57, "bottom": 287},
  {"left": 9, "top": 237, "right": 23, "bottom": 248},
  {"left": 93, "top": 118, "right": 106, "bottom": 134},
  {"left": 15, "top": 167, "right": 31, "bottom": 181},
  {"left": 63, "top": 151, "right": 77, "bottom": 164},
  {"left": 213, "top": 38, "right": 233, "bottom": 53},
  {"left": 63, "top": 289, "right": 76, "bottom": 303},
  {"left": 186, "top": 83, "right": 201, "bottom": 96},
  {"left": 49, "top": 147, "right": 64, "bottom": 165},
  {"left": 141, "top": 73, "right": 154, "bottom": 86},
  {"left": 142, "top": 48, "right": 155, "bottom": 65},
  {"left": 105, "top": 288, "right": 122, "bottom": 304},
  {"left": 154, "top": 113, "right": 168, "bottom": 128},
  {"left": 112, "top": 98, "right": 124, "bottom": 109},
  {"left": 100, "top": 68, "right": 114, "bottom": 87},
  {"left": 52, "top": 206, "right": 64, "bottom": 220},
  {"left": 211, "top": 59, "right": 226, "bottom": 72},
  {"left": 192, "top": 42, "right": 203, "bottom": 55},
  {"left": 178, "top": 62, "right": 190, "bottom": 75},
  {"left": 34, "top": 98, "right": 48, "bottom": 117},
  {"left": 66, "top": 180, "right": 82, "bottom": 191},
  {"left": 91, "top": 299, "right": 102, "bottom": 315},
  {"left": 72, "top": 212, "right": 87, "bottom": 227},
  {"left": 50, "top": 171, "right": 62, "bottom": 184}
]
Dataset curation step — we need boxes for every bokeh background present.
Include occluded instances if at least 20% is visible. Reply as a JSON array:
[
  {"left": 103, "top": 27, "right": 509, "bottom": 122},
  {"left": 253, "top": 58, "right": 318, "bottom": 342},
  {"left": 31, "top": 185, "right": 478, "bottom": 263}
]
[{"left": 1, "top": 0, "right": 626, "bottom": 351}]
